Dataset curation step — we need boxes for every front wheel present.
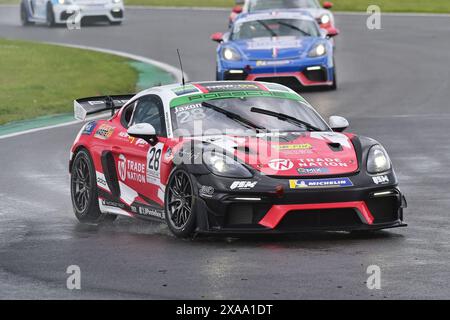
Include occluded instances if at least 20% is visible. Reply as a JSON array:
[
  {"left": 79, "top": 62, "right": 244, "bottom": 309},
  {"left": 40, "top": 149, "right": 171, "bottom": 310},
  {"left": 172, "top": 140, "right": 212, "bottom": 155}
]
[
  {"left": 329, "top": 65, "right": 337, "bottom": 90},
  {"left": 71, "top": 149, "right": 104, "bottom": 223},
  {"left": 20, "top": 1, "right": 33, "bottom": 26},
  {"left": 46, "top": 2, "right": 55, "bottom": 27},
  {"left": 164, "top": 168, "right": 197, "bottom": 238}
]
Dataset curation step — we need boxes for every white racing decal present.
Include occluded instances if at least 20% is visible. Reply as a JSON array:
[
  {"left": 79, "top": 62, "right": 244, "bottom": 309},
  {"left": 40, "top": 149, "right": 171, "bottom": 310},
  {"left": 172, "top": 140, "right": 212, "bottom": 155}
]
[
  {"left": 119, "top": 181, "right": 138, "bottom": 206},
  {"left": 117, "top": 154, "right": 146, "bottom": 183},
  {"left": 310, "top": 132, "right": 352, "bottom": 149}
]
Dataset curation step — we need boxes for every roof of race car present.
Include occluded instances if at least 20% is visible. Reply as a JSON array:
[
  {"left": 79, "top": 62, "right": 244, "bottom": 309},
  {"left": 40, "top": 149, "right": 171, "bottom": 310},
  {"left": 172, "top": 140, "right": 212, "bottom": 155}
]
[
  {"left": 236, "top": 9, "right": 315, "bottom": 23},
  {"left": 133, "top": 81, "right": 305, "bottom": 107}
]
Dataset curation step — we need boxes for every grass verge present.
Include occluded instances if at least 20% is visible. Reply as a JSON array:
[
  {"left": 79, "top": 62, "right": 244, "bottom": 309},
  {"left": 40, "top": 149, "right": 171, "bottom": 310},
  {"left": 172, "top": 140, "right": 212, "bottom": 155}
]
[
  {"left": 128, "top": 0, "right": 450, "bottom": 13},
  {"left": 0, "top": 38, "right": 137, "bottom": 125},
  {"left": 1, "top": 0, "right": 449, "bottom": 13}
]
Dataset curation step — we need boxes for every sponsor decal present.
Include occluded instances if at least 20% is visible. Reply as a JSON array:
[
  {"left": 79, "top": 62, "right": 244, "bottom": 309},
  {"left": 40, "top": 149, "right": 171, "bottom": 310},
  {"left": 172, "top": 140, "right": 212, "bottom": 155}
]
[
  {"left": 247, "top": 38, "right": 301, "bottom": 50},
  {"left": 289, "top": 178, "right": 353, "bottom": 189},
  {"left": 118, "top": 132, "right": 147, "bottom": 147},
  {"left": 298, "top": 158, "right": 348, "bottom": 168},
  {"left": 274, "top": 143, "right": 312, "bottom": 150},
  {"left": 137, "top": 206, "right": 165, "bottom": 219},
  {"left": 94, "top": 124, "right": 115, "bottom": 140},
  {"left": 172, "top": 84, "right": 201, "bottom": 96},
  {"left": 256, "top": 60, "right": 290, "bottom": 67},
  {"left": 297, "top": 167, "right": 329, "bottom": 175},
  {"left": 230, "top": 181, "right": 258, "bottom": 190},
  {"left": 101, "top": 199, "right": 125, "bottom": 209},
  {"left": 82, "top": 121, "right": 97, "bottom": 136},
  {"left": 117, "top": 154, "right": 146, "bottom": 183},
  {"left": 268, "top": 159, "right": 294, "bottom": 171},
  {"left": 372, "top": 175, "right": 389, "bottom": 185},
  {"left": 199, "top": 185, "right": 215, "bottom": 197},
  {"left": 97, "top": 176, "right": 107, "bottom": 188},
  {"left": 200, "top": 82, "right": 262, "bottom": 92}
]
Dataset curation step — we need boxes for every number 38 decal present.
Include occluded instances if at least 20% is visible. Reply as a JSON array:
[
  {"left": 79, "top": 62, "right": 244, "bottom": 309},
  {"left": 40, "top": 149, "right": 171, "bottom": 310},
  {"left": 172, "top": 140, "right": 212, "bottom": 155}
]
[{"left": 146, "top": 142, "right": 164, "bottom": 184}]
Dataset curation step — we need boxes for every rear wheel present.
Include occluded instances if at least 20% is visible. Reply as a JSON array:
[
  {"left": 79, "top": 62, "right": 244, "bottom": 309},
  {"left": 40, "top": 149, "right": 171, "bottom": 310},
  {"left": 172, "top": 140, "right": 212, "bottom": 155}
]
[
  {"left": 165, "top": 169, "right": 197, "bottom": 238},
  {"left": 20, "top": 1, "right": 33, "bottom": 26},
  {"left": 71, "top": 149, "right": 106, "bottom": 223},
  {"left": 46, "top": 2, "right": 55, "bottom": 27}
]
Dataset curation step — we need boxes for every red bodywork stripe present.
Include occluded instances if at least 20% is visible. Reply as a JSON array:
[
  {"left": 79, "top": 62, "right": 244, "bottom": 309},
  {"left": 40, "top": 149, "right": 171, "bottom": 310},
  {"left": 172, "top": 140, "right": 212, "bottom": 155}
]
[
  {"left": 246, "top": 72, "right": 332, "bottom": 87},
  {"left": 259, "top": 201, "right": 375, "bottom": 229}
]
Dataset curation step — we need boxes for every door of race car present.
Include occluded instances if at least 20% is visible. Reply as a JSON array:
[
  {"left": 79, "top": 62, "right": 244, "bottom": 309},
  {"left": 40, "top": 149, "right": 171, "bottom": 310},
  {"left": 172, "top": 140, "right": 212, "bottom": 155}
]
[{"left": 113, "top": 94, "right": 168, "bottom": 215}]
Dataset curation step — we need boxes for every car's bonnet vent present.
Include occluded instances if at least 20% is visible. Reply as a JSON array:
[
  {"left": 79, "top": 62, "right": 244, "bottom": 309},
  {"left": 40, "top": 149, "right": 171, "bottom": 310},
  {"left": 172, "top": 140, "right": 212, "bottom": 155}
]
[{"left": 328, "top": 142, "right": 343, "bottom": 152}]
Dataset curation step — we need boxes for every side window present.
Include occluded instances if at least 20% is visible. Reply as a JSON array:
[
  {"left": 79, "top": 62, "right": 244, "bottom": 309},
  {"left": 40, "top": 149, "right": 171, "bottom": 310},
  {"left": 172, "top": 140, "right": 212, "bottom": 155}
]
[{"left": 130, "top": 95, "right": 166, "bottom": 136}]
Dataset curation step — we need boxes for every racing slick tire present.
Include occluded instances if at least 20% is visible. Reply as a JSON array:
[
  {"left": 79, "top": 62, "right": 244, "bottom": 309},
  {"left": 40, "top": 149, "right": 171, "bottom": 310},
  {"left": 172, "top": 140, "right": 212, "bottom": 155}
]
[
  {"left": 46, "top": 2, "right": 56, "bottom": 27},
  {"left": 20, "top": 1, "right": 34, "bottom": 26},
  {"left": 71, "top": 149, "right": 108, "bottom": 223},
  {"left": 164, "top": 168, "right": 198, "bottom": 238}
]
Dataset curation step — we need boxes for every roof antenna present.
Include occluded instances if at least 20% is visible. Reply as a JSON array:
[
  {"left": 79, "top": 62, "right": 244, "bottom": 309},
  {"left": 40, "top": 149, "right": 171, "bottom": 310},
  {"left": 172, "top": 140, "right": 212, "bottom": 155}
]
[{"left": 176, "top": 49, "right": 186, "bottom": 87}]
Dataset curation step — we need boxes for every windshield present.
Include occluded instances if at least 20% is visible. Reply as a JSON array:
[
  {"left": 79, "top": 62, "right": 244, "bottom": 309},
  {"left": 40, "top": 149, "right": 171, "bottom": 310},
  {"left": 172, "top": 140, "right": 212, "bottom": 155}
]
[
  {"left": 249, "top": 0, "right": 320, "bottom": 11},
  {"left": 170, "top": 96, "right": 329, "bottom": 137},
  {"left": 232, "top": 18, "right": 319, "bottom": 40}
]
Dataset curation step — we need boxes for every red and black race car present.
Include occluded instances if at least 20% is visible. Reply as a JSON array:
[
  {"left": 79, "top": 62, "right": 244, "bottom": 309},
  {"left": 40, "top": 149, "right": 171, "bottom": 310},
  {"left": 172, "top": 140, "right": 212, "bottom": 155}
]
[{"left": 70, "top": 81, "right": 407, "bottom": 238}]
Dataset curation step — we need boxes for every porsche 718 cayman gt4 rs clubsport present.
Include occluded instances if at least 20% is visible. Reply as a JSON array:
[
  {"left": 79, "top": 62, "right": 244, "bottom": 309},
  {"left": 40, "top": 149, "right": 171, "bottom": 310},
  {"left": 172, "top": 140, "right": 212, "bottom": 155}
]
[
  {"left": 212, "top": 11, "right": 338, "bottom": 91},
  {"left": 70, "top": 81, "right": 407, "bottom": 238},
  {"left": 20, "top": 0, "right": 124, "bottom": 27},
  {"left": 229, "top": 0, "right": 337, "bottom": 33}
]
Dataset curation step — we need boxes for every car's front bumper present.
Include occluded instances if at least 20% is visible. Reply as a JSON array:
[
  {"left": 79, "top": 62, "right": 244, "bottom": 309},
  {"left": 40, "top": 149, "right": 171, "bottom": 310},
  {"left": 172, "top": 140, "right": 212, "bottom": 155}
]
[
  {"left": 217, "top": 55, "right": 334, "bottom": 89},
  {"left": 193, "top": 172, "right": 407, "bottom": 234},
  {"left": 53, "top": 3, "right": 124, "bottom": 23}
]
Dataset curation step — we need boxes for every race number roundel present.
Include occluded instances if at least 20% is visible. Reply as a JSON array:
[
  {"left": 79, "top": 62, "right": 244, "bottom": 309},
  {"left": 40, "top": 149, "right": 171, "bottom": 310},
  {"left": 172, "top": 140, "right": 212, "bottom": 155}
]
[{"left": 146, "top": 142, "right": 164, "bottom": 184}]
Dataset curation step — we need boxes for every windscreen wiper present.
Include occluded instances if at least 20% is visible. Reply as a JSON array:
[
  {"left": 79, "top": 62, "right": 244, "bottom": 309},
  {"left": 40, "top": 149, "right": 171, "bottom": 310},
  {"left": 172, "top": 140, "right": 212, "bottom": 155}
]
[
  {"left": 256, "top": 20, "right": 278, "bottom": 37},
  {"left": 277, "top": 21, "right": 312, "bottom": 37},
  {"left": 202, "top": 102, "right": 266, "bottom": 132},
  {"left": 250, "top": 107, "right": 322, "bottom": 132}
]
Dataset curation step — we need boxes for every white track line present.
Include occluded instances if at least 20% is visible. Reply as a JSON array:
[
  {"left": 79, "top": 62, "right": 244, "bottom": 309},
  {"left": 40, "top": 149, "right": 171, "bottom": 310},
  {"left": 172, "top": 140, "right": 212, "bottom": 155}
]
[{"left": 0, "top": 43, "right": 186, "bottom": 140}]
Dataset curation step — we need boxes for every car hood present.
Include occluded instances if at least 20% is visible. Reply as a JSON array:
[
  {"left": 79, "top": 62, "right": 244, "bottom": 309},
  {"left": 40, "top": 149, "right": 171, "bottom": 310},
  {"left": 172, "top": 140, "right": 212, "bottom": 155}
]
[
  {"left": 232, "top": 36, "right": 316, "bottom": 60},
  {"left": 197, "top": 131, "right": 359, "bottom": 177}
]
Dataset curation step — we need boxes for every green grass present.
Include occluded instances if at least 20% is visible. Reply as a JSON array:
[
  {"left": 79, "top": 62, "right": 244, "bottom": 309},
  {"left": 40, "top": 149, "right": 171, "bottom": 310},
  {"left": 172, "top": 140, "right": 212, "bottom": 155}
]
[
  {"left": 127, "top": 0, "right": 450, "bottom": 13},
  {"left": 0, "top": 38, "right": 137, "bottom": 125},
  {"left": 1, "top": 0, "right": 449, "bottom": 13}
]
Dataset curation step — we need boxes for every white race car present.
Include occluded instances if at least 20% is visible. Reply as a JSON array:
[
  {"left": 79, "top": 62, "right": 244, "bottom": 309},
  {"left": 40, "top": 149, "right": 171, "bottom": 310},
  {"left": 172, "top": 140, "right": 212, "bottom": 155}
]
[
  {"left": 20, "top": 0, "right": 124, "bottom": 27},
  {"left": 229, "top": 0, "right": 336, "bottom": 33}
]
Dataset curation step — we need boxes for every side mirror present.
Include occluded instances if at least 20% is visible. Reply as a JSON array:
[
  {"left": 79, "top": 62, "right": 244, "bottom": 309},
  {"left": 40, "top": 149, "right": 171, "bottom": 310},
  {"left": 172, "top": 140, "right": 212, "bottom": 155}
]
[
  {"left": 329, "top": 116, "right": 349, "bottom": 132},
  {"left": 127, "top": 123, "right": 157, "bottom": 145},
  {"left": 211, "top": 32, "right": 224, "bottom": 43},
  {"left": 323, "top": 1, "right": 333, "bottom": 9},
  {"left": 327, "top": 27, "right": 339, "bottom": 38},
  {"left": 232, "top": 5, "right": 243, "bottom": 14}
]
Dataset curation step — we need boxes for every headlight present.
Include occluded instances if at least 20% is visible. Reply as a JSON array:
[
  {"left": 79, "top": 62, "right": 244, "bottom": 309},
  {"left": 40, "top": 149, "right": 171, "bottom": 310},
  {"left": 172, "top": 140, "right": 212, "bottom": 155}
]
[
  {"left": 320, "top": 14, "right": 331, "bottom": 25},
  {"left": 308, "top": 43, "right": 327, "bottom": 57},
  {"left": 203, "top": 152, "right": 252, "bottom": 178},
  {"left": 367, "top": 145, "right": 391, "bottom": 174},
  {"left": 222, "top": 47, "right": 241, "bottom": 61}
]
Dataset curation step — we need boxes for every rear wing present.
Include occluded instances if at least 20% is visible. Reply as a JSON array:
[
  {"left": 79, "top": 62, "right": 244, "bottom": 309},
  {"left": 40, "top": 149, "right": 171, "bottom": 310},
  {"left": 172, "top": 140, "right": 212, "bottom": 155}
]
[{"left": 73, "top": 94, "right": 135, "bottom": 121}]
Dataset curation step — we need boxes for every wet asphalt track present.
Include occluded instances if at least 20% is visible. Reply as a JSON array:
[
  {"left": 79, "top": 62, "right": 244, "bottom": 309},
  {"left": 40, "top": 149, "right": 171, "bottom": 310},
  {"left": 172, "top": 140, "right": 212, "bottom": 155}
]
[{"left": 0, "top": 6, "right": 450, "bottom": 299}]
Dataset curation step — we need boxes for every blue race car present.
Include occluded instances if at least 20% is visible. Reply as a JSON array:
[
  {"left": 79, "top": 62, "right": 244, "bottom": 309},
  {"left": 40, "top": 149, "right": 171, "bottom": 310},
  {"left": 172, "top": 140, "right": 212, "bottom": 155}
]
[{"left": 211, "top": 10, "right": 339, "bottom": 90}]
